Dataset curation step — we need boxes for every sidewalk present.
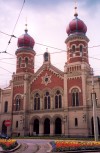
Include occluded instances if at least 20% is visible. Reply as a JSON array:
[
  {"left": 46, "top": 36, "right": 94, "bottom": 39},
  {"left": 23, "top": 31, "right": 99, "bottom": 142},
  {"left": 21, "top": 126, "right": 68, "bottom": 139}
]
[{"left": 21, "top": 143, "right": 39, "bottom": 153}]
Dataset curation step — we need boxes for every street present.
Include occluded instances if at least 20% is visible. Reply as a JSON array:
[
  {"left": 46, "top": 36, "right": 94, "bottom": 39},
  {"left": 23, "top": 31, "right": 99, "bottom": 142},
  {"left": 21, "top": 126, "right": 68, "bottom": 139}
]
[
  {"left": 6, "top": 139, "right": 100, "bottom": 153},
  {"left": 13, "top": 139, "right": 52, "bottom": 153}
]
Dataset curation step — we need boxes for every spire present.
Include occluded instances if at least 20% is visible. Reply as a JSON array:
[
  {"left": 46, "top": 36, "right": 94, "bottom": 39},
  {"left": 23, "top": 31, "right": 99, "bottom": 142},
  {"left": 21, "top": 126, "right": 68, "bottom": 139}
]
[
  {"left": 74, "top": 0, "right": 78, "bottom": 17},
  {"left": 25, "top": 17, "right": 28, "bottom": 33}
]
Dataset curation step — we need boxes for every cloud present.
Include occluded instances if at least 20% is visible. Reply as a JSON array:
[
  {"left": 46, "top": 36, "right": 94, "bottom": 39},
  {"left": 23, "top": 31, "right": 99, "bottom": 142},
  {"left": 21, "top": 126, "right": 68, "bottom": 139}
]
[{"left": 0, "top": 0, "right": 100, "bottom": 87}]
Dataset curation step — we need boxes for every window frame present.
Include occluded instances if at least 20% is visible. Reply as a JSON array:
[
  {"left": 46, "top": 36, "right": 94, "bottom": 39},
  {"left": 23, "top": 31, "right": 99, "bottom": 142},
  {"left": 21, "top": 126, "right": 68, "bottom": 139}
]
[
  {"left": 44, "top": 91, "right": 50, "bottom": 109},
  {"left": 55, "top": 90, "right": 62, "bottom": 109},
  {"left": 19, "top": 57, "right": 22, "bottom": 68},
  {"left": 15, "top": 96, "right": 21, "bottom": 111},
  {"left": 75, "top": 118, "right": 78, "bottom": 126},
  {"left": 4, "top": 101, "right": 8, "bottom": 113},
  {"left": 71, "top": 88, "right": 79, "bottom": 106},
  {"left": 34, "top": 93, "right": 40, "bottom": 110}
]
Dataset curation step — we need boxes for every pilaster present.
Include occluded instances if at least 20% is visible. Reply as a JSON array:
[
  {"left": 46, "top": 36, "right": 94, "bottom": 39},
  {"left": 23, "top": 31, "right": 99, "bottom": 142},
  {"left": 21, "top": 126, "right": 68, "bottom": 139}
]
[
  {"left": 39, "top": 121, "right": 43, "bottom": 135},
  {"left": 64, "top": 63, "right": 68, "bottom": 108},
  {"left": 50, "top": 121, "right": 54, "bottom": 135}
]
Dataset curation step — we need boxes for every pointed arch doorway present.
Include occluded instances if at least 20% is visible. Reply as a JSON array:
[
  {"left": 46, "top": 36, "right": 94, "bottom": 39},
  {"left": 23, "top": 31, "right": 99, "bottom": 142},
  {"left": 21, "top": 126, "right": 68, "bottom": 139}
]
[
  {"left": 33, "top": 119, "right": 39, "bottom": 135},
  {"left": 55, "top": 118, "right": 62, "bottom": 135},
  {"left": 44, "top": 118, "right": 50, "bottom": 135}
]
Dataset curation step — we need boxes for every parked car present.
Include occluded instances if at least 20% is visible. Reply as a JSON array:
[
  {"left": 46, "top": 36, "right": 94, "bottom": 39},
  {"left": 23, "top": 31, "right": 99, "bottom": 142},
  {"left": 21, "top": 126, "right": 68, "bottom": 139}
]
[{"left": 0, "top": 133, "right": 10, "bottom": 139}]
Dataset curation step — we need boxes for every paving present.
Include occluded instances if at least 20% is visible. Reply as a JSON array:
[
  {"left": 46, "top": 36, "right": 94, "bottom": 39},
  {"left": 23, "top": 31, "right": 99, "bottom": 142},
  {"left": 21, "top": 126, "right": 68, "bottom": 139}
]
[
  {"left": 14, "top": 143, "right": 100, "bottom": 153},
  {"left": 1, "top": 140, "right": 100, "bottom": 153},
  {"left": 11, "top": 143, "right": 50, "bottom": 153},
  {"left": 12, "top": 143, "right": 38, "bottom": 153}
]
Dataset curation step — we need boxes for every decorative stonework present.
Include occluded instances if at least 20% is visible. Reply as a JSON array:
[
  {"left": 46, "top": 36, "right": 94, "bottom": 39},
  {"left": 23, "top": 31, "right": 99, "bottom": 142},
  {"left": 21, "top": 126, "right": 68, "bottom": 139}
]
[{"left": 41, "top": 73, "right": 51, "bottom": 86}]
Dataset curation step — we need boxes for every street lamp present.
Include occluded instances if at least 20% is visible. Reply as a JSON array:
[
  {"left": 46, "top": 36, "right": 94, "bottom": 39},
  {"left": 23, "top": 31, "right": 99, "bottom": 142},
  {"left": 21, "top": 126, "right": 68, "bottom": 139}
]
[{"left": 91, "top": 71, "right": 98, "bottom": 141}]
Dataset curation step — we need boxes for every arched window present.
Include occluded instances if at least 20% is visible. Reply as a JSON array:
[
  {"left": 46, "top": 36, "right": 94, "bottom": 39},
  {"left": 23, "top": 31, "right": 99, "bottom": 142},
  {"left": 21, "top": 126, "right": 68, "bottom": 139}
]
[
  {"left": 25, "top": 57, "right": 28, "bottom": 67},
  {"left": 80, "top": 45, "right": 83, "bottom": 52},
  {"left": 75, "top": 118, "right": 78, "bottom": 126},
  {"left": 16, "top": 121, "right": 18, "bottom": 128},
  {"left": 19, "top": 57, "right": 22, "bottom": 68},
  {"left": 4, "top": 101, "right": 8, "bottom": 113},
  {"left": 55, "top": 90, "right": 62, "bottom": 108},
  {"left": 80, "top": 45, "right": 83, "bottom": 56},
  {"left": 44, "top": 52, "right": 49, "bottom": 62},
  {"left": 44, "top": 91, "right": 50, "bottom": 109},
  {"left": 71, "top": 88, "right": 79, "bottom": 106},
  {"left": 34, "top": 93, "right": 40, "bottom": 110},
  {"left": 15, "top": 95, "right": 21, "bottom": 111},
  {"left": 72, "top": 45, "right": 76, "bottom": 57},
  {"left": 72, "top": 45, "right": 75, "bottom": 52}
]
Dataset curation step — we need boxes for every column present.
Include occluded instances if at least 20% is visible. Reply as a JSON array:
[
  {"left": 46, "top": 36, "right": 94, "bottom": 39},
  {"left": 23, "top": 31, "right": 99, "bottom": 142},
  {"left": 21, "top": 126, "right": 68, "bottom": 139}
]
[
  {"left": 64, "top": 64, "right": 68, "bottom": 108},
  {"left": 24, "top": 73, "right": 29, "bottom": 136},
  {"left": 63, "top": 116, "right": 67, "bottom": 135},
  {"left": 39, "top": 121, "right": 44, "bottom": 136},
  {"left": 40, "top": 96, "right": 43, "bottom": 110},
  {"left": 29, "top": 124, "right": 33, "bottom": 136},
  {"left": 81, "top": 63, "right": 87, "bottom": 106},
  {"left": 62, "top": 121, "right": 65, "bottom": 135},
  {"left": 63, "top": 65, "right": 68, "bottom": 137},
  {"left": 51, "top": 95, "right": 54, "bottom": 109},
  {"left": 50, "top": 121, "right": 54, "bottom": 135},
  {"left": 81, "top": 63, "right": 89, "bottom": 134}
]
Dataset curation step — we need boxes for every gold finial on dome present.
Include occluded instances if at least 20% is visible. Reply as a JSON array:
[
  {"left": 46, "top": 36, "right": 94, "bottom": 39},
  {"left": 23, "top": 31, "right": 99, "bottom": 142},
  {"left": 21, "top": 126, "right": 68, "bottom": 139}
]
[
  {"left": 74, "top": 0, "right": 78, "bottom": 17},
  {"left": 25, "top": 17, "right": 28, "bottom": 33}
]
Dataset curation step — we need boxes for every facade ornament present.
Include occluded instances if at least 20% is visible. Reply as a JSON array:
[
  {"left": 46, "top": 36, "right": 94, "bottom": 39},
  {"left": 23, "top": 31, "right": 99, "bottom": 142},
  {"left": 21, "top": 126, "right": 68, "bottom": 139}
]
[{"left": 41, "top": 73, "right": 51, "bottom": 86}]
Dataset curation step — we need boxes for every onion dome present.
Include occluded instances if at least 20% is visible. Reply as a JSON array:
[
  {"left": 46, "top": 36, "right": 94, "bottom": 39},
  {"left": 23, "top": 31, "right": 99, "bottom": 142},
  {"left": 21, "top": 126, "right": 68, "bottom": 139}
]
[
  {"left": 17, "top": 29, "right": 35, "bottom": 49},
  {"left": 66, "top": 13, "right": 87, "bottom": 36}
]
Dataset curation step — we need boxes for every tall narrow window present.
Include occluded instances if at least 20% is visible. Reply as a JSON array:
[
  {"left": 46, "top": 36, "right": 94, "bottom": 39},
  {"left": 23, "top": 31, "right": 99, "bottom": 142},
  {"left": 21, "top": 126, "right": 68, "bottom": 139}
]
[
  {"left": 19, "top": 57, "right": 22, "bottom": 68},
  {"left": 71, "top": 88, "right": 79, "bottom": 106},
  {"left": 15, "top": 96, "right": 21, "bottom": 111},
  {"left": 72, "top": 45, "right": 75, "bottom": 57},
  {"left": 72, "top": 45, "right": 75, "bottom": 52},
  {"left": 16, "top": 121, "right": 18, "bottom": 128},
  {"left": 4, "top": 101, "right": 8, "bottom": 113},
  {"left": 34, "top": 93, "right": 40, "bottom": 110},
  {"left": 75, "top": 118, "right": 78, "bottom": 126},
  {"left": 55, "top": 90, "right": 62, "bottom": 108},
  {"left": 44, "top": 92, "right": 50, "bottom": 109},
  {"left": 25, "top": 57, "right": 28, "bottom": 67},
  {"left": 80, "top": 45, "right": 83, "bottom": 56}
]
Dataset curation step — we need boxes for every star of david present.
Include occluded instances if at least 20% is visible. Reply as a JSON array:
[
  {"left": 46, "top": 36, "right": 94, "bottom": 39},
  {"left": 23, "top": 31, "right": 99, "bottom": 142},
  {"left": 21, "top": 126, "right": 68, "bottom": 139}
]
[{"left": 41, "top": 73, "right": 51, "bottom": 86}]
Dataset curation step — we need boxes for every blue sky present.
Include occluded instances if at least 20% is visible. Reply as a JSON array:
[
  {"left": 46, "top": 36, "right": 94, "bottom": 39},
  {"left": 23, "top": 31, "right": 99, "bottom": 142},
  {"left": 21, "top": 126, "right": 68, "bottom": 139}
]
[{"left": 0, "top": 0, "right": 100, "bottom": 87}]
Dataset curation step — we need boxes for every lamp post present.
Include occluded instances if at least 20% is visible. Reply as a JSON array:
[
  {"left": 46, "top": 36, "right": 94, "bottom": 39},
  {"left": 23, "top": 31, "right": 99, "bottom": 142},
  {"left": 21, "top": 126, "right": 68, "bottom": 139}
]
[
  {"left": 11, "top": 110, "right": 13, "bottom": 137},
  {"left": 91, "top": 70, "right": 98, "bottom": 141}
]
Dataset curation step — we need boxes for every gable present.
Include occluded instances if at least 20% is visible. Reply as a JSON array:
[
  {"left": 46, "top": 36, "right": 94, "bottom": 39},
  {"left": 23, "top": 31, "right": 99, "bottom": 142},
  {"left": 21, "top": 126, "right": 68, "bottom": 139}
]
[{"left": 30, "top": 66, "right": 64, "bottom": 91}]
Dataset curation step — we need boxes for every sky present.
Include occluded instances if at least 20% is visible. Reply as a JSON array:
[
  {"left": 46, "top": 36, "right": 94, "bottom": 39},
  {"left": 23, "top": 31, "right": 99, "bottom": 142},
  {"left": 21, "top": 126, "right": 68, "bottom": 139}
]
[{"left": 0, "top": 0, "right": 100, "bottom": 88}]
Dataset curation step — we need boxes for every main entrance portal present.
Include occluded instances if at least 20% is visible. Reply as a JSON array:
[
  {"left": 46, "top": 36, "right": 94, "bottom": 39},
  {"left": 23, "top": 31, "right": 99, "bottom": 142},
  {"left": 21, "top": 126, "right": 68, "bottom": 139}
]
[
  {"left": 33, "top": 119, "right": 39, "bottom": 134},
  {"left": 44, "top": 118, "right": 50, "bottom": 135},
  {"left": 55, "top": 118, "right": 62, "bottom": 135}
]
